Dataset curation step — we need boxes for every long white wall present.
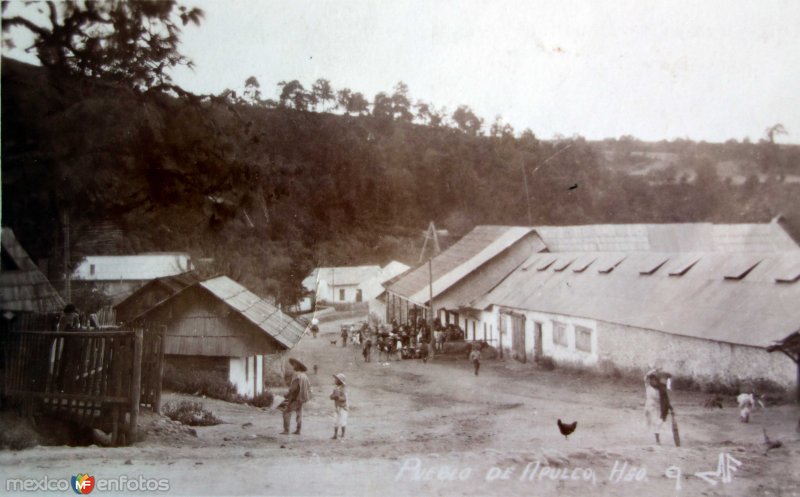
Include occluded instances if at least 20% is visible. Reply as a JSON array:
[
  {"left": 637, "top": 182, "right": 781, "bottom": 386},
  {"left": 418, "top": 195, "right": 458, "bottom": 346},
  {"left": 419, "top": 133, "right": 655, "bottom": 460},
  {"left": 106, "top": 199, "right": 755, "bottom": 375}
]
[{"left": 479, "top": 306, "right": 793, "bottom": 388}]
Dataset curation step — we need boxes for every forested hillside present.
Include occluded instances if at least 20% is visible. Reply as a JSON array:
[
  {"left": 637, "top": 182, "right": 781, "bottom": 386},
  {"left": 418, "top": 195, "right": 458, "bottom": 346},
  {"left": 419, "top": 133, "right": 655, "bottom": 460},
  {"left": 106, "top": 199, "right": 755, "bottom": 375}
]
[{"left": 3, "top": 55, "right": 800, "bottom": 306}]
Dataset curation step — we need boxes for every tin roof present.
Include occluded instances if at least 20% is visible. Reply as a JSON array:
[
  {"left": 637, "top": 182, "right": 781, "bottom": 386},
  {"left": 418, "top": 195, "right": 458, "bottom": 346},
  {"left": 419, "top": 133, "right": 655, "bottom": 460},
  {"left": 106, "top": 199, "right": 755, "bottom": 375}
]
[
  {"left": 133, "top": 275, "right": 305, "bottom": 350},
  {"left": 199, "top": 276, "right": 305, "bottom": 349},
  {"left": 0, "top": 228, "right": 64, "bottom": 313},
  {"left": 533, "top": 221, "right": 797, "bottom": 253},
  {"left": 73, "top": 253, "right": 193, "bottom": 281},
  {"left": 474, "top": 250, "right": 800, "bottom": 348},
  {"left": 385, "top": 226, "right": 538, "bottom": 305}
]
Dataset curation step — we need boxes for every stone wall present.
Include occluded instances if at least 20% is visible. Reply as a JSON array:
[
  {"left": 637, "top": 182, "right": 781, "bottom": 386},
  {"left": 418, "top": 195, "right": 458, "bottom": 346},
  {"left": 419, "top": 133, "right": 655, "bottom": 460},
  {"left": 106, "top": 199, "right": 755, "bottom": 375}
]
[{"left": 596, "top": 320, "right": 796, "bottom": 390}]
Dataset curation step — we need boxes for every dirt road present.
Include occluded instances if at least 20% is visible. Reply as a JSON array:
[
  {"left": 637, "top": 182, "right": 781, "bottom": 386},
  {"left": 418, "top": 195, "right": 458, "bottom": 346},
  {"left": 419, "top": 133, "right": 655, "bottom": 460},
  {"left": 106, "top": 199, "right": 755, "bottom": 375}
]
[{"left": 2, "top": 318, "right": 799, "bottom": 496}]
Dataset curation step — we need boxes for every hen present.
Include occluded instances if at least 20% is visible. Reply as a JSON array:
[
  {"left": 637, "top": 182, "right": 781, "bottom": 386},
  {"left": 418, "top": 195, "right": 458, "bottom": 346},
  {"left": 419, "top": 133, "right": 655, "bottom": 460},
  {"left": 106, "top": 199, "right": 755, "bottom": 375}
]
[{"left": 557, "top": 419, "right": 577, "bottom": 440}]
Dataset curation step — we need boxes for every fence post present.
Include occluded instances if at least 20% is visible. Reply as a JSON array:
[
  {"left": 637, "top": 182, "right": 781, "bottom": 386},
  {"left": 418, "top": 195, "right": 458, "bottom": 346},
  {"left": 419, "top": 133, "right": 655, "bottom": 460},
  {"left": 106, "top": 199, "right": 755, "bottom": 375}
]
[
  {"left": 153, "top": 325, "right": 166, "bottom": 412},
  {"left": 128, "top": 328, "right": 143, "bottom": 444}
]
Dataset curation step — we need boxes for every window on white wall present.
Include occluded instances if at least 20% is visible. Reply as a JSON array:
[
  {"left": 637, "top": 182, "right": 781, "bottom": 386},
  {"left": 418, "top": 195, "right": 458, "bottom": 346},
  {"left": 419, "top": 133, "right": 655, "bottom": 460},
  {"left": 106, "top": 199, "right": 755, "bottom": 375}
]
[
  {"left": 553, "top": 322, "right": 568, "bottom": 347},
  {"left": 339, "top": 288, "right": 345, "bottom": 301},
  {"left": 575, "top": 326, "right": 593, "bottom": 353}
]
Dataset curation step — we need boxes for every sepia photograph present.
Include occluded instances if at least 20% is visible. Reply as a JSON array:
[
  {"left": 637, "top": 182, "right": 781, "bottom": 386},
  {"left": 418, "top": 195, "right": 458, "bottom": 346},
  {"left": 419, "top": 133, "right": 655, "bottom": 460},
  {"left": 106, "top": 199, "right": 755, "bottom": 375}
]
[{"left": 1, "top": 1, "right": 799, "bottom": 495}]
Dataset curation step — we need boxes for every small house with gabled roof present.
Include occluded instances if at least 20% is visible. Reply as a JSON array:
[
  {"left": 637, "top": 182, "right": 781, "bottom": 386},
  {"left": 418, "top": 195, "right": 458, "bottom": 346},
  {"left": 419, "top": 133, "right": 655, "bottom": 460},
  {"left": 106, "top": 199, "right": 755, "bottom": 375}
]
[{"left": 134, "top": 275, "right": 305, "bottom": 397}]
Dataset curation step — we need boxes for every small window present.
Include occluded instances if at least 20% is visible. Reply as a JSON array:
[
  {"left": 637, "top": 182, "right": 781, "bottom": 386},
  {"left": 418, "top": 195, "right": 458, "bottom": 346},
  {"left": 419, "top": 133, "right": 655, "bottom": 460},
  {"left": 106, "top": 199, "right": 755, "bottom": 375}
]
[
  {"left": 572, "top": 257, "right": 596, "bottom": 273},
  {"left": 90, "top": 264, "right": 96, "bottom": 275},
  {"left": 575, "top": 326, "right": 592, "bottom": 352},
  {"left": 639, "top": 257, "right": 669, "bottom": 276},
  {"left": 597, "top": 255, "right": 626, "bottom": 274},
  {"left": 553, "top": 322, "right": 568, "bottom": 347},
  {"left": 355, "top": 289, "right": 363, "bottom": 302},
  {"left": 522, "top": 255, "right": 540, "bottom": 271},
  {"left": 724, "top": 259, "right": 762, "bottom": 281},
  {"left": 553, "top": 258, "right": 576, "bottom": 272},
  {"left": 339, "top": 288, "right": 345, "bottom": 301},
  {"left": 537, "top": 258, "right": 557, "bottom": 271},
  {"left": 668, "top": 256, "right": 701, "bottom": 277}
]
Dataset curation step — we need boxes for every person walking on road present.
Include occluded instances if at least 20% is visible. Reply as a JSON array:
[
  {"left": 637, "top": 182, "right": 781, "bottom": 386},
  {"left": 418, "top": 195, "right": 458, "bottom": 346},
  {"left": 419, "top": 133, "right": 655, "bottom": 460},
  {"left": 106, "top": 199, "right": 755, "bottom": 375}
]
[
  {"left": 469, "top": 346, "right": 481, "bottom": 376},
  {"left": 282, "top": 358, "right": 312, "bottom": 435},
  {"left": 362, "top": 338, "right": 372, "bottom": 363},
  {"left": 330, "top": 373, "right": 348, "bottom": 440}
]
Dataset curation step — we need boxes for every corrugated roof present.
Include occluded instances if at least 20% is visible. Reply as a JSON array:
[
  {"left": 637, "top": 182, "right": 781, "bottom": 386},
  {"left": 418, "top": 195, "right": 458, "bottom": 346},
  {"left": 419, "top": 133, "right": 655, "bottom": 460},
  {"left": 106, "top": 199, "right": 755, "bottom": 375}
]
[
  {"left": 435, "top": 233, "right": 541, "bottom": 311},
  {"left": 115, "top": 272, "right": 201, "bottom": 307},
  {"left": 533, "top": 221, "right": 798, "bottom": 253},
  {"left": 1, "top": 228, "right": 64, "bottom": 313},
  {"left": 199, "top": 276, "right": 306, "bottom": 349},
  {"left": 474, "top": 250, "right": 800, "bottom": 348},
  {"left": 385, "top": 226, "right": 538, "bottom": 304},
  {"left": 73, "top": 253, "right": 193, "bottom": 281}
]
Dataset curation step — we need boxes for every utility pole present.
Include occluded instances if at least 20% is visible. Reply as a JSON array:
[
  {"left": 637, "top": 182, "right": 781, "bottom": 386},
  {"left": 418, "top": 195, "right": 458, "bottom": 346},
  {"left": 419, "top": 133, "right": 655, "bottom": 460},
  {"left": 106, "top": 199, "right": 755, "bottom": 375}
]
[
  {"left": 418, "top": 221, "right": 441, "bottom": 263},
  {"left": 428, "top": 257, "right": 435, "bottom": 360},
  {"left": 63, "top": 212, "right": 71, "bottom": 303},
  {"left": 422, "top": 221, "right": 442, "bottom": 359}
]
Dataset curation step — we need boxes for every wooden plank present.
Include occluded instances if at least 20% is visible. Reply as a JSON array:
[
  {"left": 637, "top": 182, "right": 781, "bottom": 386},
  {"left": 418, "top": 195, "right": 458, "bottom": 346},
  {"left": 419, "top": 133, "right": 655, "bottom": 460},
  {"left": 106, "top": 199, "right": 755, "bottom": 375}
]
[
  {"left": 129, "top": 329, "right": 143, "bottom": 444},
  {"left": 154, "top": 326, "right": 166, "bottom": 412},
  {"left": 10, "top": 330, "right": 136, "bottom": 338},
  {"left": 4, "top": 391, "right": 130, "bottom": 403}
]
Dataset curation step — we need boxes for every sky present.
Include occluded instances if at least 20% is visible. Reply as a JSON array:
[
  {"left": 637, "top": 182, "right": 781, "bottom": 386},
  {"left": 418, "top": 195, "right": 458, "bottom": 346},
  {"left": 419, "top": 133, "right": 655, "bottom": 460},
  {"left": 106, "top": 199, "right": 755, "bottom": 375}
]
[{"left": 4, "top": 0, "right": 800, "bottom": 143}]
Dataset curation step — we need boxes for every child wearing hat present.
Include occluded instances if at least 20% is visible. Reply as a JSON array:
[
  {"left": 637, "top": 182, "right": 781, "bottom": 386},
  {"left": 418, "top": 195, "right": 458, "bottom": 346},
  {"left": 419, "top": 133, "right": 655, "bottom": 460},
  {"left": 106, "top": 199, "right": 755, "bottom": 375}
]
[{"left": 330, "top": 373, "right": 348, "bottom": 439}]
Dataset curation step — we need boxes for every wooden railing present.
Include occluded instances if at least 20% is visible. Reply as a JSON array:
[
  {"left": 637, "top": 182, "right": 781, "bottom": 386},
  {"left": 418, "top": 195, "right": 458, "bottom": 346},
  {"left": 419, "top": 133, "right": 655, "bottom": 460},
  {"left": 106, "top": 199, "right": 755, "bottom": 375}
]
[{"left": 3, "top": 329, "right": 145, "bottom": 446}]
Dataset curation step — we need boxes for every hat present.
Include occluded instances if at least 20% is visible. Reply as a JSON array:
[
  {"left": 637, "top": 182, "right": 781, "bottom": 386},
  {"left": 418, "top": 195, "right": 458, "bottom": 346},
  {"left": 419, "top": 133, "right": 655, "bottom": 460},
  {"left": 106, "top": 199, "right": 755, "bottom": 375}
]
[
  {"left": 288, "top": 358, "right": 307, "bottom": 372},
  {"left": 333, "top": 373, "right": 346, "bottom": 385}
]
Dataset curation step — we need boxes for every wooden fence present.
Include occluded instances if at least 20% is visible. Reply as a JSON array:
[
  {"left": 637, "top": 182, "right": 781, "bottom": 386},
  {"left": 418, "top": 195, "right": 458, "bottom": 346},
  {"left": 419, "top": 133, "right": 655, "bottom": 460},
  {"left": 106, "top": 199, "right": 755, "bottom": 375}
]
[
  {"left": 3, "top": 328, "right": 149, "bottom": 446},
  {"left": 139, "top": 325, "right": 166, "bottom": 411}
]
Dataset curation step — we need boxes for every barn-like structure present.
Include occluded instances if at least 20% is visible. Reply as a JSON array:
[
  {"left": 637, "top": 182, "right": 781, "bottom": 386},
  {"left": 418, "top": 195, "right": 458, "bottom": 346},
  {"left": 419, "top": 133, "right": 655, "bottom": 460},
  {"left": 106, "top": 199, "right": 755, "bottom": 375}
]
[{"left": 135, "top": 276, "right": 305, "bottom": 397}]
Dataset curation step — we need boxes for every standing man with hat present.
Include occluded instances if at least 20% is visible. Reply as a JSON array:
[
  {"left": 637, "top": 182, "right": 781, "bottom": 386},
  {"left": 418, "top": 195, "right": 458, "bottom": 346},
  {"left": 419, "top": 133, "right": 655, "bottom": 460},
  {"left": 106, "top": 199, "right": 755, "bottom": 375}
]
[{"left": 282, "top": 358, "right": 312, "bottom": 435}]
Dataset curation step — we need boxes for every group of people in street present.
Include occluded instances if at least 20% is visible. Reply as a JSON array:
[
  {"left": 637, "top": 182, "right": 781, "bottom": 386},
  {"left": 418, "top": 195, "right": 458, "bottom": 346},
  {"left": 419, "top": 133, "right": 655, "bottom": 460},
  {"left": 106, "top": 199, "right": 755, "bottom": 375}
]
[{"left": 291, "top": 318, "right": 691, "bottom": 446}]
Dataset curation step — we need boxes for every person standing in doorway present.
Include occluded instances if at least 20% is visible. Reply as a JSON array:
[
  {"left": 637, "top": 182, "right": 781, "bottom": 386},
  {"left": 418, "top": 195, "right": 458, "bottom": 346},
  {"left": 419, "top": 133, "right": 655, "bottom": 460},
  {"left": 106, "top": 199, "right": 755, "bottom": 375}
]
[{"left": 282, "top": 358, "right": 312, "bottom": 435}]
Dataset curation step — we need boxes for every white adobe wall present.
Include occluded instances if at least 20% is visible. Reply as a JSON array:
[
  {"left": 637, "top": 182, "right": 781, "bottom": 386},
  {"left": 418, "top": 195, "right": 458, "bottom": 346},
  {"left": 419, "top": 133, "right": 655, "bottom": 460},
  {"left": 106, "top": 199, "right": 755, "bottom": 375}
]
[
  {"left": 597, "top": 321, "right": 796, "bottom": 388},
  {"left": 228, "top": 356, "right": 265, "bottom": 397}
]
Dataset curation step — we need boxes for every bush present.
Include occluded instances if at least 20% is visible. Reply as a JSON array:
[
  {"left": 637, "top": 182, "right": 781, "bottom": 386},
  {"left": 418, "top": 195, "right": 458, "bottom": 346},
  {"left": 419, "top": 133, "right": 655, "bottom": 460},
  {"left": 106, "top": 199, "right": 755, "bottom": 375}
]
[
  {"left": 264, "top": 370, "right": 287, "bottom": 388},
  {"left": 162, "top": 401, "right": 221, "bottom": 426},
  {"left": 163, "top": 364, "right": 238, "bottom": 402},
  {"left": 597, "top": 359, "right": 622, "bottom": 378},
  {"left": 751, "top": 377, "right": 787, "bottom": 395},
  {"left": 671, "top": 375, "right": 701, "bottom": 392},
  {"left": 537, "top": 356, "right": 556, "bottom": 371},
  {"left": 702, "top": 378, "right": 740, "bottom": 396},
  {"left": 250, "top": 391, "right": 274, "bottom": 408},
  {"left": 162, "top": 363, "right": 278, "bottom": 406}
]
